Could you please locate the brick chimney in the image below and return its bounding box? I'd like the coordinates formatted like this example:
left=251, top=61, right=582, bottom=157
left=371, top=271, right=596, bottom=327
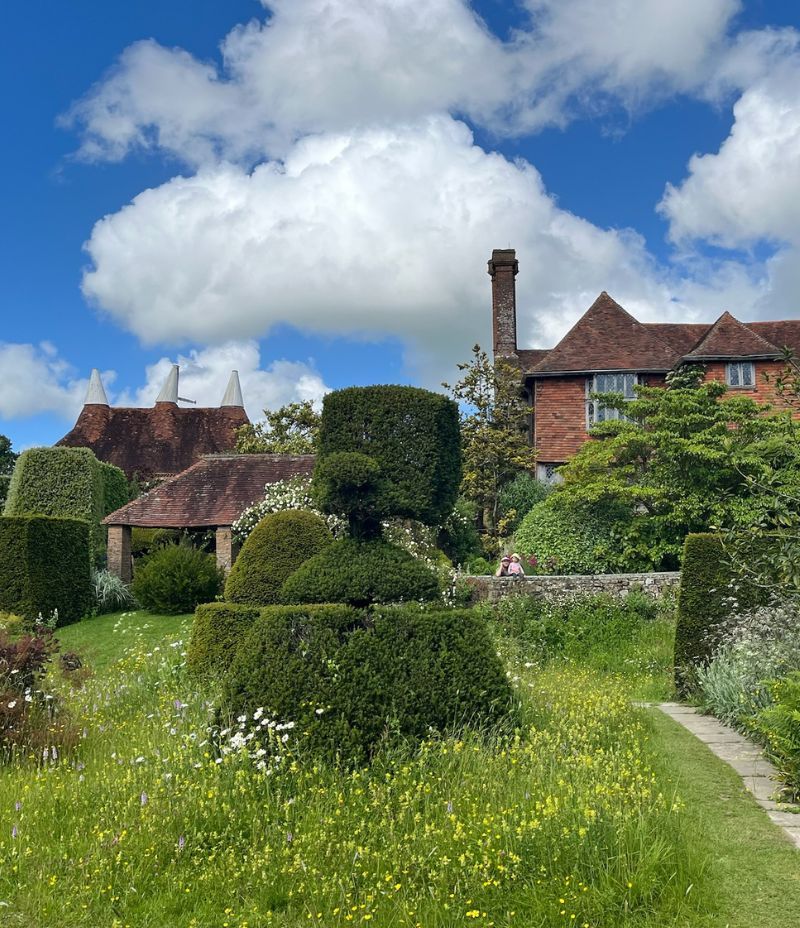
left=488, top=248, right=518, bottom=359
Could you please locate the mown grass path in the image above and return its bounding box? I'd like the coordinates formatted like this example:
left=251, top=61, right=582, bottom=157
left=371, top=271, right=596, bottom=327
left=648, top=710, right=800, bottom=928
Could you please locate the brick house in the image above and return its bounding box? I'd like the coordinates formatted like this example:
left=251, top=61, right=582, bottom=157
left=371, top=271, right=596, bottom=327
left=489, top=248, right=800, bottom=481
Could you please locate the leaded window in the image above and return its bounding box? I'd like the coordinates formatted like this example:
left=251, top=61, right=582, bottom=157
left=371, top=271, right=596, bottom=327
left=586, top=373, right=638, bottom=426
left=726, top=361, right=755, bottom=388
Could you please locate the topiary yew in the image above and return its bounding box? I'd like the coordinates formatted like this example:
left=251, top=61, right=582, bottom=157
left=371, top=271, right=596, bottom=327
left=280, top=538, right=439, bottom=607
left=0, top=515, right=92, bottom=625
left=225, top=509, right=332, bottom=606
left=187, top=602, right=261, bottom=677
left=221, top=603, right=515, bottom=765
left=315, top=385, right=461, bottom=527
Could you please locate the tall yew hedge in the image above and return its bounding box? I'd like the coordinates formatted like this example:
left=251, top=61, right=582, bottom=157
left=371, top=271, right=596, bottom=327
left=0, top=515, right=92, bottom=624
left=674, top=533, right=766, bottom=693
left=4, top=447, right=127, bottom=560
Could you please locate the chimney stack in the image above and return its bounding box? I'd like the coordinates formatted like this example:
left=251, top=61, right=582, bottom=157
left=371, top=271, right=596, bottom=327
left=488, top=248, right=518, bottom=359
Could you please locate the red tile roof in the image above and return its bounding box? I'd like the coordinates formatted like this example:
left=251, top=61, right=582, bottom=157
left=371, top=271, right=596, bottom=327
left=642, top=323, right=709, bottom=356
left=57, top=403, right=249, bottom=480
left=747, top=321, right=800, bottom=357
left=685, top=311, right=783, bottom=359
left=530, top=292, right=677, bottom=374
left=103, top=454, right=315, bottom=528
left=519, top=293, right=800, bottom=375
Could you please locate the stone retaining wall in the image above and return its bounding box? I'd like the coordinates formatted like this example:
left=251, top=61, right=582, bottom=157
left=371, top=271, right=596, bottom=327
left=465, top=572, right=681, bottom=604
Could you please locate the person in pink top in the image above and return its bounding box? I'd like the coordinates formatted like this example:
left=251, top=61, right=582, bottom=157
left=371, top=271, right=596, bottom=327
left=507, top=553, right=525, bottom=576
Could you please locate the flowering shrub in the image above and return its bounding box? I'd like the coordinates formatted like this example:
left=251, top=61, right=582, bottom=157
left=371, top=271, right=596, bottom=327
left=696, top=604, right=800, bottom=727
left=753, top=672, right=800, bottom=798
left=233, top=476, right=344, bottom=541
left=0, top=628, right=74, bottom=759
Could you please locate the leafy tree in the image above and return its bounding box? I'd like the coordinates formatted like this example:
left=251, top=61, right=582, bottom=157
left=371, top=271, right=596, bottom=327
left=0, top=435, right=16, bottom=476
left=555, top=380, right=800, bottom=570
left=0, top=434, right=17, bottom=508
left=235, top=401, right=320, bottom=455
left=443, top=345, right=535, bottom=546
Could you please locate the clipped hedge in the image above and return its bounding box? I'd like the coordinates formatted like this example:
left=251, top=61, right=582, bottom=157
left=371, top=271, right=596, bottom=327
left=187, top=602, right=261, bottom=677
left=222, top=604, right=514, bottom=764
left=225, top=509, right=332, bottom=606
left=0, top=515, right=92, bottom=625
left=4, top=446, right=127, bottom=559
left=316, top=386, right=461, bottom=526
left=674, top=533, right=765, bottom=693
left=100, top=461, right=129, bottom=516
left=132, top=544, right=223, bottom=615
left=514, top=496, right=617, bottom=574
left=280, top=538, right=439, bottom=606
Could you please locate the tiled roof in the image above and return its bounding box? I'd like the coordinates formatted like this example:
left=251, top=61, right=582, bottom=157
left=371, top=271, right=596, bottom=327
left=642, top=323, right=709, bottom=356
left=685, top=311, right=783, bottom=359
left=520, top=295, right=800, bottom=374
left=103, top=454, right=315, bottom=527
left=57, top=404, right=249, bottom=480
left=517, top=349, right=550, bottom=372
left=531, top=292, right=677, bottom=374
left=747, top=321, right=800, bottom=358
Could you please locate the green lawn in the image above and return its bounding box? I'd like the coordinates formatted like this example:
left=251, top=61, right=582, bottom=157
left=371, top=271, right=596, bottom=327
left=0, top=605, right=796, bottom=926
left=56, top=609, right=192, bottom=674
left=647, top=711, right=800, bottom=928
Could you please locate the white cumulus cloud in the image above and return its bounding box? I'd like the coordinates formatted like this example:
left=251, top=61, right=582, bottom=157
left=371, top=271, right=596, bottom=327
left=63, top=0, right=741, bottom=165
left=82, top=116, right=711, bottom=380
left=0, top=342, right=104, bottom=420
left=660, top=55, right=800, bottom=249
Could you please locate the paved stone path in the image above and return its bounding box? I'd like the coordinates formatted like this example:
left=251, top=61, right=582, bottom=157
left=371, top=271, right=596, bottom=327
left=656, top=702, right=800, bottom=849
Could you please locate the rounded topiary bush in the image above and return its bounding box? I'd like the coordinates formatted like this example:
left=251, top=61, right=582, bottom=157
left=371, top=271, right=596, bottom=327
left=222, top=604, right=515, bottom=764
left=225, top=509, right=332, bottom=606
left=514, top=497, right=616, bottom=574
left=132, top=544, right=223, bottom=614
left=187, top=602, right=261, bottom=677
left=280, top=538, right=439, bottom=606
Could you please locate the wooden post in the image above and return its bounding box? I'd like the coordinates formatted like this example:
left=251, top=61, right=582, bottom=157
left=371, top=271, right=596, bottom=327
left=107, top=525, right=132, bottom=583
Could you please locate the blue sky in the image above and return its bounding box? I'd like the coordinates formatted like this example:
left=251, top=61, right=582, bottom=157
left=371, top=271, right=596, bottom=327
left=2, top=0, right=799, bottom=451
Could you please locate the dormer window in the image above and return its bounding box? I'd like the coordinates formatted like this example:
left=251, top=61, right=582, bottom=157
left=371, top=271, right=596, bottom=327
left=586, top=373, right=638, bottom=425
left=726, top=361, right=755, bottom=388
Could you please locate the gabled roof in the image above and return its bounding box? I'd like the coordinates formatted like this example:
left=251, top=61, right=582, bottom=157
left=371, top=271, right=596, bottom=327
left=642, top=323, right=709, bottom=356
left=57, top=404, right=249, bottom=480
left=517, top=349, right=550, bottom=372
left=685, top=311, right=783, bottom=360
left=747, top=321, right=800, bottom=358
left=103, top=454, right=315, bottom=528
left=531, top=292, right=677, bottom=374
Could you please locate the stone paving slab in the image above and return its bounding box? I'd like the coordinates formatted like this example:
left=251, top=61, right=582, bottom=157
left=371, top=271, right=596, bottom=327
left=655, top=703, right=799, bottom=850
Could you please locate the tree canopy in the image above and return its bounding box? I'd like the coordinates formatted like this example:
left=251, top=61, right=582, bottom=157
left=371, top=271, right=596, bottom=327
left=235, top=401, right=320, bottom=455
left=444, top=345, right=535, bottom=548
left=554, top=380, right=800, bottom=570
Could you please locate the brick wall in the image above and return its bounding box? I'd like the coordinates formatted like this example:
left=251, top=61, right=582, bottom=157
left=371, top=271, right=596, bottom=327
left=703, top=360, right=799, bottom=414
left=466, top=571, right=681, bottom=604
left=532, top=376, right=588, bottom=462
